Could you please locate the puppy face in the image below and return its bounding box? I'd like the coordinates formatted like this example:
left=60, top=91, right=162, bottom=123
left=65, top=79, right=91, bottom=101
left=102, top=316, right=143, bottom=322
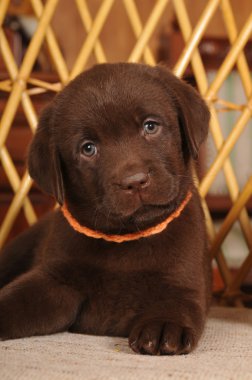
left=28, top=63, right=209, bottom=233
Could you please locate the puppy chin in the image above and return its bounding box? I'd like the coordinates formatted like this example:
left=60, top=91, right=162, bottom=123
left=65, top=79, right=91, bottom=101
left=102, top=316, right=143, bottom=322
left=108, top=196, right=180, bottom=230
left=131, top=200, right=182, bottom=225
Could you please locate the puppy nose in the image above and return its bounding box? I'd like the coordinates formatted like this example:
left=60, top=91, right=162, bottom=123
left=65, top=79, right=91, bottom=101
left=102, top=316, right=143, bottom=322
left=120, top=172, right=150, bottom=192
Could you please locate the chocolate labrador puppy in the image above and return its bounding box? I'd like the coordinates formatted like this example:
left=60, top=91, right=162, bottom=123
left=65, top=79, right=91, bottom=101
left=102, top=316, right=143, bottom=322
left=0, top=63, right=212, bottom=355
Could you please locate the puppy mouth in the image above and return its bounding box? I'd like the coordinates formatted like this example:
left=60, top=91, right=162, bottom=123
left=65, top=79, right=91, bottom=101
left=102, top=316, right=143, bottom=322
left=109, top=195, right=181, bottom=227
left=94, top=182, right=187, bottom=232
left=128, top=200, right=178, bottom=223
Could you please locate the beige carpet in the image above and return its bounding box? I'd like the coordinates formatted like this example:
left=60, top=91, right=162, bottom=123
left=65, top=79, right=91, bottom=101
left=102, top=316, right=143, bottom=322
left=1, top=307, right=252, bottom=380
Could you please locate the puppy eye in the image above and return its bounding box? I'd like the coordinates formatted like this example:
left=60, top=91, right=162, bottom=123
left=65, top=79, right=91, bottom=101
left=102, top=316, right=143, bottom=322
left=143, top=120, right=160, bottom=135
left=81, top=141, right=97, bottom=157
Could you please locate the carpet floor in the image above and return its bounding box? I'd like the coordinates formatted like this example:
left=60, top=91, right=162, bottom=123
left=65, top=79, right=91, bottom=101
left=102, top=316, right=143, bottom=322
left=1, top=307, right=252, bottom=380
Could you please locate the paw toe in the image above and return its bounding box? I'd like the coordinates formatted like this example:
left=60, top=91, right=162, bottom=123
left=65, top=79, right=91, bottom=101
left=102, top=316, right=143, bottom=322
left=129, top=321, right=197, bottom=356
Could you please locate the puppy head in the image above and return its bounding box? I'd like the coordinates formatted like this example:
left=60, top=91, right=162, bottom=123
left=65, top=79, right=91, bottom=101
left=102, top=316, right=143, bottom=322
left=28, top=63, right=209, bottom=233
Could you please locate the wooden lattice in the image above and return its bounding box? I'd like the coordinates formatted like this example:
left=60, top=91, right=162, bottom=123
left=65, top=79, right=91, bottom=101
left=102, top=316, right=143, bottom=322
left=1, top=0, right=252, bottom=304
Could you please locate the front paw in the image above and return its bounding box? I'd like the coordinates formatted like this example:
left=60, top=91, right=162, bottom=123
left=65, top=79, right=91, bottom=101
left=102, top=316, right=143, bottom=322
left=129, top=320, right=197, bottom=355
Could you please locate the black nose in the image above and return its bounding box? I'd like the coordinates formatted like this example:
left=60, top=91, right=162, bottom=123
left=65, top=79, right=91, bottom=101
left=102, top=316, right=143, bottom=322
left=120, top=172, right=150, bottom=192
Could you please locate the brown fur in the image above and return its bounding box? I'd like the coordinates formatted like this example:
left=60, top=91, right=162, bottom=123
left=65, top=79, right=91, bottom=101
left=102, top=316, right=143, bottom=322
left=0, top=63, right=212, bottom=355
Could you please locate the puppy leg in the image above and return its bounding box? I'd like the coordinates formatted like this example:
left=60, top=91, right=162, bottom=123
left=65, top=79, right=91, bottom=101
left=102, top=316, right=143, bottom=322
left=0, top=215, right=50, bottom=289
left=129, top=298, right=205, bottom=355
left=0, top=269, right=82, bottom=340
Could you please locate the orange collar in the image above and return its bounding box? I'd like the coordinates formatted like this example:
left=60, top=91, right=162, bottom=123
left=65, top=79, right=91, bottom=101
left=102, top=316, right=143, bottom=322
left=61, top=191, right=192, bottom=243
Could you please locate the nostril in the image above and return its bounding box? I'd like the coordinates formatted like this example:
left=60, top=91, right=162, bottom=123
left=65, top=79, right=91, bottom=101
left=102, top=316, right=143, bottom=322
left=120, top=172, right=150, bottom=192
left=140, top=178, right=147, bottom=186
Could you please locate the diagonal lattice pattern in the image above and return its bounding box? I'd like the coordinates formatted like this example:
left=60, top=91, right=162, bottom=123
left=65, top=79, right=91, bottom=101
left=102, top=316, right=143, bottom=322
left=0, top=0, right=252, bottom=304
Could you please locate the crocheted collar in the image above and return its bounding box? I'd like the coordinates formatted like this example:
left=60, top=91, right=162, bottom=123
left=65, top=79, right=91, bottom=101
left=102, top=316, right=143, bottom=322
left=61, top=191, right=192, bottom=243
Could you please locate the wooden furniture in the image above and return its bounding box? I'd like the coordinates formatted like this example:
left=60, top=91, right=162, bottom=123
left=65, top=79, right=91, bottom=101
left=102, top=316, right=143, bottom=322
left=0, top=74, right=55, bottom=242
left=0, top=21, right=55, bottom=242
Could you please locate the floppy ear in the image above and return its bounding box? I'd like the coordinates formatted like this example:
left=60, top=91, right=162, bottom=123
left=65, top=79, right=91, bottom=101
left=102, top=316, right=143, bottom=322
left=155, top=66, right=210, bottom=160
left=28, top=104, right=65, bottom=205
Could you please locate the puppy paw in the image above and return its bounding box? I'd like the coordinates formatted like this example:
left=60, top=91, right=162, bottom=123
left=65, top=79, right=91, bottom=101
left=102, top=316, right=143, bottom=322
left=129, top=321, right=196, bottom=355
